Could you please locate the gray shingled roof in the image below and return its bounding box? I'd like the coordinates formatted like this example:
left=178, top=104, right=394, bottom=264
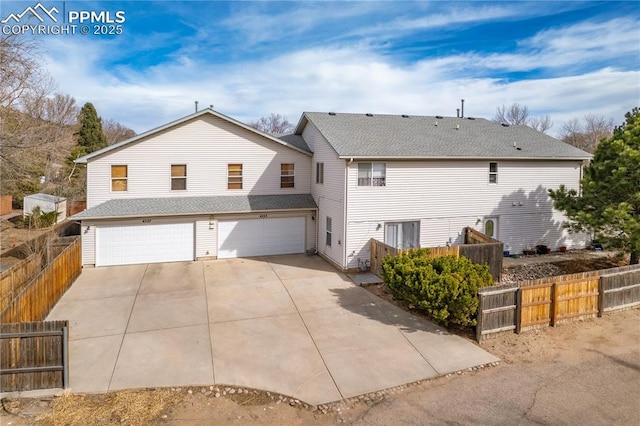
left=71, top=194, right=317, bottom=220
left=299, top=112, right=591, bottom=159
left=277, top=133, right=312, bottom=153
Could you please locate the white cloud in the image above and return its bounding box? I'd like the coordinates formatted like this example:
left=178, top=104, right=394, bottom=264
left=41, top=13, right=638, bottom=138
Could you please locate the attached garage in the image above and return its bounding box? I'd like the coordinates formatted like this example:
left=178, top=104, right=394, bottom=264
left=96, top=222, right=194, bottom=266
left=218, top=217, right=305, bottom=258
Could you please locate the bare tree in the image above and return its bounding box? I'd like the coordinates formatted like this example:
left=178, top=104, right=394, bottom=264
left=493, top=103, right=529, bottom=125
left=493, top=103, right=554, bottom=134
left=528, top=115, right=553, bottom=134
left=249, top=113, right=294, bottom=135
left=0, top=35, right=76, bottom=204
left=559, top=114, right=615, bottom=153
left=102, top=118, right=136, bottom=145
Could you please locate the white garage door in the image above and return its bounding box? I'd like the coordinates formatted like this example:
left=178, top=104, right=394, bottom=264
left=96, top=222, right=194, bottom=266
left=218, top=217, right=305, bottom=259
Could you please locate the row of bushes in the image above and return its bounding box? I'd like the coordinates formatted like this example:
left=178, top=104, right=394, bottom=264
left=381, top=248, right=493, bottom=327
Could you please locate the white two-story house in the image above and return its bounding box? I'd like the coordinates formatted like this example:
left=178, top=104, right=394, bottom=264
left=73, top=108, right=591, bottom=270
left=73, top=109, right=317, bottom=267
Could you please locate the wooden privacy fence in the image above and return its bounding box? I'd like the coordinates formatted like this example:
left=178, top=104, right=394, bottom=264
left=370, top=227, right=503, bottom=282
left=370, top=239, right=459, bottom=277
left=477, top=264, right=640, bottom=341
left=0, top=254, right=42, bottom=313
left=0, top=321, right=69, bottom=392
left=1, top=237, right=81, bottom=323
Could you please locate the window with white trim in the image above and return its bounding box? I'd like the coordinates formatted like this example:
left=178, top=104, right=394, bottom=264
left=326, top=217, right=332, bottom=247
left=358, top=162, right=386, bottom=186
left=384, top=221, right=420, bottom=249
left=316, top=162, right=324, bottom=184
left=489, top=162, right=498, bottom=184
left=111, top=165, right=127, bottom=192
left=228, top=164, right=242, bottom=189
left=281, top=163, right=294, bottom=188
left=171, top=164, right=187, bottom=190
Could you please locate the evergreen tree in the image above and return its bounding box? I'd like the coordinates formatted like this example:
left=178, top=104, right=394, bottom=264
left=549, top=108, right=640, bottom=264
left=76, top=102, right=107, bottom=153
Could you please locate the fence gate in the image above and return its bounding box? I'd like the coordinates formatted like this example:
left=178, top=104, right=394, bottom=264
left=0, top=321, right=69, bottom=392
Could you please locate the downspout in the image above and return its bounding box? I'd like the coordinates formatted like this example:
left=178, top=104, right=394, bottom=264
left=343, top=159, right=352, bottom=269
left=315, top=197, right=320, bottom=254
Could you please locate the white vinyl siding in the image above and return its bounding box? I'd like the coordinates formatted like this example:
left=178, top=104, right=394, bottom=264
left=86, top=115, right=311, bottom=208
left=303, top=122, right=345, bottom=267
left=345, top=160, right=587, bottom=269
left=196, top=218, right=217, bottom=258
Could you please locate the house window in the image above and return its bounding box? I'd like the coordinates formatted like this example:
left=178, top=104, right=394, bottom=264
left=111, top=165, right=127, bottom=192
left=358, top=162, right=386, bottom=186
left=228, top=164, right=242, bottom=189
left=281, top=163, right=295, bottom=188
left=326, top=217, right=332, bottom=247
left=385, top=221, right=419, bottom=249
left=489, top=162, right=498, bottom=184
left=171, top=164, right=187, bottom=190
left=316, top=162, right=324, bottom=184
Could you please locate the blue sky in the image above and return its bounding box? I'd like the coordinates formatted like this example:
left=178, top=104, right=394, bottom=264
left=2, top=0, right=639, bottom=135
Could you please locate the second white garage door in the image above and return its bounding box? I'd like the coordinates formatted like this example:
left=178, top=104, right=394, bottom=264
left=217, top=217, right=305, bottom=258
left=96, top=222, right=194, bottom=266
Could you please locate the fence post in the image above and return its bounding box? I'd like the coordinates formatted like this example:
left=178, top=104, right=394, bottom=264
left=515, top=287, right=522, bottom=334
left=550, top=283, right=557, bottom=327
left=476, top=291, right=484, bottom=342
left=62, top=322, right=69, bottom=389
left=597, top=276, right=605, bottom=317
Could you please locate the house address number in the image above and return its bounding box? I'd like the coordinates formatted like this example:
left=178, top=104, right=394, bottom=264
left=259, top=214, right=268, bottom=218
left=142, top=219, right=152, bottom=223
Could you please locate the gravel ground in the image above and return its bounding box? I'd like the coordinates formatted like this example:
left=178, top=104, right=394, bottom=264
left=501, top=263, right=564, bottom=284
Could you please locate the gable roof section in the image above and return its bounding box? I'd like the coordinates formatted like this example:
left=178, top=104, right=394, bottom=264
left=296, top=112, right=591, bottom=160
left=76, top=108, right=312, bottom=163
left=71, top=194, right=317, bottom=220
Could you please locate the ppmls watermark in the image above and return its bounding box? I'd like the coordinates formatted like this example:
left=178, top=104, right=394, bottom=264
left=1, top=2, right=126, bottom=36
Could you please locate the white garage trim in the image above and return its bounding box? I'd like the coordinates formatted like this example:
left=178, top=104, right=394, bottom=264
left=96, top=222, right=194, bottom=266
left=218, top=217, right=305, bottom=258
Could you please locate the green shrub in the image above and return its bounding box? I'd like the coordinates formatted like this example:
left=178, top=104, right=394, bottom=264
left=381, top=249, right=493, bottom=327
left=22, top=206, right=59, bottom=229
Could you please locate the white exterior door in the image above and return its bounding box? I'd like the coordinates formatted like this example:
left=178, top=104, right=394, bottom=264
left=96, top=222, right=194, bottom=266
left=217, top=217, right=305, bottom=258
left=484, top=217, right=499, bottom=240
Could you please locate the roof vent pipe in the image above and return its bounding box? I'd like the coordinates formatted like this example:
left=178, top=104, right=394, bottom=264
left=461, top=99, right=465, bottom=118
left=456, top=108, right=460, bottom=118
left=195, top=101, right=199, bottom=113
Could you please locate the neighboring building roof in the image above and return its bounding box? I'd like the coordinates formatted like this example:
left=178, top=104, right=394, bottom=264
left=71, top=194, right=317, bottom=220
left=277, top=133, right=312, bottom=153
left=24, top=193, right=66, bottom=203
left=295, top=112, right=592, bottom=160
left=76, top=108, right=312, bottom=163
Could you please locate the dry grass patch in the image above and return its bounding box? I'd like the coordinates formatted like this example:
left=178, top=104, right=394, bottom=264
left=36, top=389, right=181, bottom=426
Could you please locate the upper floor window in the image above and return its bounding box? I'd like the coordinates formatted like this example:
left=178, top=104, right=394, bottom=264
left=228, top=164, right=243, bottom=190
left=358, top=162, right=386, bottom=186
left=171, top=164, right=187, bottom=190
left=316, top=162, right=324, bottom=184
left=489, top=162, right=498, bottom=184
left=111, top=165, right=127, bottom=192
left=281, top=163, right=295, bottom=188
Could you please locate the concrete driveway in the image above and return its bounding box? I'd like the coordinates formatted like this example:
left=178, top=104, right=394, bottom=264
left=47, top=254, right=498, bottom=405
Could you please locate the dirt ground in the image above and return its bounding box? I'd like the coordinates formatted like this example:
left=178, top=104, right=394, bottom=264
left=0, top=214, right=49, bottom=258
